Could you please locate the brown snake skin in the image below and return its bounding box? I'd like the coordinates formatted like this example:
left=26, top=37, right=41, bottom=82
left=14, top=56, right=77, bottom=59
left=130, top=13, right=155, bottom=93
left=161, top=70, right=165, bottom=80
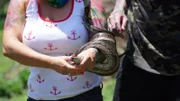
left=71, top=32, right=120, bottom=76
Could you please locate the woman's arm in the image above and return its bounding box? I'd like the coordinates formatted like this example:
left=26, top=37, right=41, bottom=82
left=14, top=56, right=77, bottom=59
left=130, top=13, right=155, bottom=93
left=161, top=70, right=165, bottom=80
left=3, top=0, right=54, bottom=68
left=2, top=0, right=83, bottom=75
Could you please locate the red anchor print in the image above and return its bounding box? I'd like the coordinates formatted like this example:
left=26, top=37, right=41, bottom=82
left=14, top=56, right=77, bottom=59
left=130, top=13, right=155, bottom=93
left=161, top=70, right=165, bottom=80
left=44, top=43, right=58, bottom=51
left=50, top=86, right=61, bottom=95
left=37, top=74, right=45, bottom=83
left=44, top=22, right=57, bottom=28
left=67, top=75, right=77, bottom=81
left=24, top=31, right=35, bottom=40
left=76, top=0, right=83, bottom=3
left=29, top=84, right=34, bottom=92
left=67, top=30, right=81, bottom=40
left=83, top=81, right=92, bottom=89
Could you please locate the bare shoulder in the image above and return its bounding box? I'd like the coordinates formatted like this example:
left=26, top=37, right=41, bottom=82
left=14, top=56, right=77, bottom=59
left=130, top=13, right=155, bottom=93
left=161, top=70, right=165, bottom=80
left=8, top=0, right=30, bottom=10
left=4, top=0, right=28, bottom=31
left=7, top=0, right=25, bottom=11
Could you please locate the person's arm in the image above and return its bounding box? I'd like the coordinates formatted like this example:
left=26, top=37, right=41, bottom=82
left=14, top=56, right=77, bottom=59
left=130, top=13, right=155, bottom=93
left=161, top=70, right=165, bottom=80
left=108, top=0, right=128, bottom=31
left=113, top=0, right=127, bottom=12
left=2, top=0, right=84, bottom=75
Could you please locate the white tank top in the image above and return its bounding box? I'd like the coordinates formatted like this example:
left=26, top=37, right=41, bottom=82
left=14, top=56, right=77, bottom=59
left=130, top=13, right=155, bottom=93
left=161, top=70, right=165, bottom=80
left=22, top=0, right=102, bottom=100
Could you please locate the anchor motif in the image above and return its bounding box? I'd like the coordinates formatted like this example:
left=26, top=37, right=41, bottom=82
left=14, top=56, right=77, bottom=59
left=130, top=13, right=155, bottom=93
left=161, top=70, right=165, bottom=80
left=44, top=22, right=57, bottom=28
left=44, top=43, right=58, bottom=51
left=67, top=75, right=77, bottom=81
left=50, top=86, right=61, bottom=95
left=29, top=84, right=34, bottom=92
left=37, top=74, right=45, bottom=83
left=24, top=31, right=35, bottom=40
left=83, top=81, right=92, bottom=89
left=67, top=30, right=80, bottom=40
left=76, top=0, right=83, bottom=3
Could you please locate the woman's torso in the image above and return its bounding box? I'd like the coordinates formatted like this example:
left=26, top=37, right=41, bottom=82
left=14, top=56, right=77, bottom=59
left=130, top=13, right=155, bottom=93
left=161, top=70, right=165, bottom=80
left=22, top=0, right=102, bottom=100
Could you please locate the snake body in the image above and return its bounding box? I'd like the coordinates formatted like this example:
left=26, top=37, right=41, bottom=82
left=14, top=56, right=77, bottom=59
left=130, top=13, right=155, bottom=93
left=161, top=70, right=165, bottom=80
left=71, top=32, right=120, bottom=76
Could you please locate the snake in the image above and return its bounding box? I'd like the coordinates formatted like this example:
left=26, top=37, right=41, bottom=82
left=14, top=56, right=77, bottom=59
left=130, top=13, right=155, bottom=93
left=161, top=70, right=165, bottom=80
left=71, top=28, right=120, bottom=76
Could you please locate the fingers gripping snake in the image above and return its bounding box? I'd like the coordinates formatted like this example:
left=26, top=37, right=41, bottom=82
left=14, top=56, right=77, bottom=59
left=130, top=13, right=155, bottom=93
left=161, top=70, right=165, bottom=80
left=71, top=30, right=120, bottom=76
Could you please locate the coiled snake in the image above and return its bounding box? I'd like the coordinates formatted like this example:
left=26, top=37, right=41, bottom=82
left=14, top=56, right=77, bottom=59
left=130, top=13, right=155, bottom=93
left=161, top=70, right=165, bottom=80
left=71, top=31, right=120, bottom=76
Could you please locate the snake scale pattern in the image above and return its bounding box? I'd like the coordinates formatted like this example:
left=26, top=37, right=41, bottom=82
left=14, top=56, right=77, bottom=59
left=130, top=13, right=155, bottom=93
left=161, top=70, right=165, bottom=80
left=71, top=32, right=120, bottom=76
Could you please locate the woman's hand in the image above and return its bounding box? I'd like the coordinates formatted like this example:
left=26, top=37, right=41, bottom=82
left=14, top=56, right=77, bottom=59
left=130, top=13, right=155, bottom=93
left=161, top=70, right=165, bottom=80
left=107, top=10, right=128, bottom=32
left=51, top=56, right=85, bottom=76
left=72, top=48, right=98, bottom=72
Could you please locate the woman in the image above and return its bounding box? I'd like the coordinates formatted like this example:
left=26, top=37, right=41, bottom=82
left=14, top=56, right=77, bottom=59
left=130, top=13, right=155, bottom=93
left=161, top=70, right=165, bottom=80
left=108, top=0, right=180, bottom=101
left=2, top=0, right=106, bottom=100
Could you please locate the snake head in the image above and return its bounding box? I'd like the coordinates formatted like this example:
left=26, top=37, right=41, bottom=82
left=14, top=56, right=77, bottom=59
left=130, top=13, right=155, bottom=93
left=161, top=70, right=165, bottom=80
left=70, top=56, right=81, bottom=65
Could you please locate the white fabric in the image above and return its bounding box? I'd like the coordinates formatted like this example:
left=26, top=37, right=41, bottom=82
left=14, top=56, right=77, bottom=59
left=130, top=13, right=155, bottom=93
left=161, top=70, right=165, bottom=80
left=22, top=0, right=102, bottom=100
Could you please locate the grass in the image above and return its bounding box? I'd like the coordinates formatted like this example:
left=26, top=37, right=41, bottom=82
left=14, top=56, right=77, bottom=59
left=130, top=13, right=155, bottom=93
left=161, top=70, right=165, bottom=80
left=103, top=79, right=116, bottom=101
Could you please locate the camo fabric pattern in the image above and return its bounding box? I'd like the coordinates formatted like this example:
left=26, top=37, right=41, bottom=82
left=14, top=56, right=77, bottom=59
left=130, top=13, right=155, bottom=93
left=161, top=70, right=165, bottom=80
left=127, top=0, right=180, bottom=75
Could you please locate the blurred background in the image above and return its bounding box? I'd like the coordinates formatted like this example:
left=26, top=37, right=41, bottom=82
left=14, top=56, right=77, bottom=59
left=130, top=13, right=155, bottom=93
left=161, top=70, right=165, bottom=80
left=0, top=0, right=117, bottom=101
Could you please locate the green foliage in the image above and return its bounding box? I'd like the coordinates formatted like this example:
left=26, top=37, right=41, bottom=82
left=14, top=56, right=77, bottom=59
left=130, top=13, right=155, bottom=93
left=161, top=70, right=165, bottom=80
left=18, top=68, right=30, bottom=88
left=0, top=68, right=30, bottom=98
left=0, top=19, right=4, bottom=30
left=0, top=56, right=14, bottom=73
left=0, top=29, right=14, bottom=74
left=0, top=77, right=23, bottom=97
left=0, top=90, right=27, bottom=101
left=102, top=79, right=116, bottom=101
left=0, top=4, right=7, bottom=29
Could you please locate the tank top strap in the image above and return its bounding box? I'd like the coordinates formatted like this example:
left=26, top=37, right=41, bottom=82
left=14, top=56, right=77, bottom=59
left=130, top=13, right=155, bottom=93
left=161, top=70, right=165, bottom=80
left=25, top=0, right=39, bottom=23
